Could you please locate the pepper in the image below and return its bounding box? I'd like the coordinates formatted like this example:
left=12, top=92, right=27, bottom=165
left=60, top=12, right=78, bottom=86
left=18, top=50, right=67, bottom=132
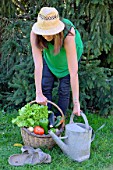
left=39, top=118, right=49, bottom=134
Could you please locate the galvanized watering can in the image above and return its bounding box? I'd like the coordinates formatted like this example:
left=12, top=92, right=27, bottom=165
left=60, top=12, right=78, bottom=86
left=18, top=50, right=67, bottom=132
left=49, top=111, right=95, bottom=162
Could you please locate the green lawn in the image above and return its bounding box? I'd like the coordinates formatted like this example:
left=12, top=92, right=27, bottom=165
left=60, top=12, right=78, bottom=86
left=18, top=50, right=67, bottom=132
left=0, top=109, right=113, bottom=170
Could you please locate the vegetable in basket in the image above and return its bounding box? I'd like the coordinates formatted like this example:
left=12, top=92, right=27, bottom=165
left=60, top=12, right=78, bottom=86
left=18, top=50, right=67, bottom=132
left=27, top=127, right=34, bottom=132
left=12, top=103, right=48, bottom=128
left=34, top=126, right=44, bottom=135
left=39, top=118, right=49, bottom=134
left=54, top=116, right=64, bottom=128
left=50, top=128, right=59, bottom=133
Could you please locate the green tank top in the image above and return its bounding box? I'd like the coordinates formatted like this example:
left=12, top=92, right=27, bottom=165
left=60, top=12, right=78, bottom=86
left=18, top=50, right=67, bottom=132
left=43, top=18, right=83, bottom=78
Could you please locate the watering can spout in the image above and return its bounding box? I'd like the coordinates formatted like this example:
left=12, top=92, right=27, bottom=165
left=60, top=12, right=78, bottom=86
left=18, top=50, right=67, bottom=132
left=49, top=130, right=68, bottom=154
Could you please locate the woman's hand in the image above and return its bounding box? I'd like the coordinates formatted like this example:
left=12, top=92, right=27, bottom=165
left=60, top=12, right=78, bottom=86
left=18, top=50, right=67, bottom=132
left=36, top=92, right=47, bottom=105
left=73, top=101, right=80, bottom=116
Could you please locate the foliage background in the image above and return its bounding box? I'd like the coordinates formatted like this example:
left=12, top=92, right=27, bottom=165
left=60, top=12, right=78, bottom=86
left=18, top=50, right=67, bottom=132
left=0, top=0, right=113, bottom=115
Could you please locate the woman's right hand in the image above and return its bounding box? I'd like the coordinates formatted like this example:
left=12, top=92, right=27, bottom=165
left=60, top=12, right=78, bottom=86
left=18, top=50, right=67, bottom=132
left=36, top=93, right=47, bottom=105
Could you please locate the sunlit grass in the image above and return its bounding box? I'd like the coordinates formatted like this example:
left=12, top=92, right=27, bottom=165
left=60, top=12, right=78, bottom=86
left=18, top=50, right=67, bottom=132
left=0, top=109, right=113, bottom=170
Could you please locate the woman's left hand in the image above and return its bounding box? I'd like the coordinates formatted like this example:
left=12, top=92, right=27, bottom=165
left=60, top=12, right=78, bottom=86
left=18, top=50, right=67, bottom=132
left=73, top=101, right=80, bottom=116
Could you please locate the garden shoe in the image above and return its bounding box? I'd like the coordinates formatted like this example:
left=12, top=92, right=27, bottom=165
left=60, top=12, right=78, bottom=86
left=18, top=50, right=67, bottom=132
left=8, top=146, right=35, bottom=166
left=21, top=147, right=51, bottom=164
left=8, top=146, right=51, bottom=166
left=8, top=153, right=34, bottom=166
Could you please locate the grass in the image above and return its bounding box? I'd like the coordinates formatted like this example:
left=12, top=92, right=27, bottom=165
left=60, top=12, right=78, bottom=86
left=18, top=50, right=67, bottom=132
left=0, top=109, right=113, bottom=170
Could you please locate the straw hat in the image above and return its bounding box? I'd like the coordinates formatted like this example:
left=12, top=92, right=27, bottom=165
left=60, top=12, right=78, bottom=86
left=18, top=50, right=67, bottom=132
left=32, top=7, right=65, bottom=35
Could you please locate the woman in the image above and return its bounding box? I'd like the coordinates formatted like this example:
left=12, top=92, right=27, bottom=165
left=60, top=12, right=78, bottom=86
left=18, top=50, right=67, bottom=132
left=30, top=7, right=83, bottom=116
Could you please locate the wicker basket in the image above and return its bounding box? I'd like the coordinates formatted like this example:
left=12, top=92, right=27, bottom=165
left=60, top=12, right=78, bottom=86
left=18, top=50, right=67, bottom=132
left=21, top=100, right=65, bottom=149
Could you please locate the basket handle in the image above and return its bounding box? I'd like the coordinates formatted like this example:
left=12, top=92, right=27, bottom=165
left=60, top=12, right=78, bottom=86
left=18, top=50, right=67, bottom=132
left=29, top=100, right=65, bottom=127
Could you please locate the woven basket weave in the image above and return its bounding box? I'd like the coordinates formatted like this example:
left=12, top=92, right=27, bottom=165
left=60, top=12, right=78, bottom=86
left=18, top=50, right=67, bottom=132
left=21, top=100, right=65, bottom=149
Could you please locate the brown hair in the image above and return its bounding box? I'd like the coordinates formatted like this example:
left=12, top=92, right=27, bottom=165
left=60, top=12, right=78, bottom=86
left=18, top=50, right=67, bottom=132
left=35, top=24, right=74, bottom=55
left=35, top=31, right=64, bottom=55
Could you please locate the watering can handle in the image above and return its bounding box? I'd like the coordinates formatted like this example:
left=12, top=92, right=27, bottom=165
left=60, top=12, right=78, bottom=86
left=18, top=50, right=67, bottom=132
left=69, top=111, right=90, bottom=130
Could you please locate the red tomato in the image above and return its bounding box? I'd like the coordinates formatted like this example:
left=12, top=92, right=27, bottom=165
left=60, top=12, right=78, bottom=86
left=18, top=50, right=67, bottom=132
left=34, top=126, right=44, bottom=135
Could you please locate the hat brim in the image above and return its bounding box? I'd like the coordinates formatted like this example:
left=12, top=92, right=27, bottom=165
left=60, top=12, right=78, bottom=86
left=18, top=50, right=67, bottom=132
left=32, top=21, right=65, bottom=35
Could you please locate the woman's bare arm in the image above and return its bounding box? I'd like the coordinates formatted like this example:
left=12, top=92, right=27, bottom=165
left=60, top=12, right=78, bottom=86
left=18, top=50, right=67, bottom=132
left=64, top=27, right=80, bottom=115
left=30, top=31, right=47, bottom=104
